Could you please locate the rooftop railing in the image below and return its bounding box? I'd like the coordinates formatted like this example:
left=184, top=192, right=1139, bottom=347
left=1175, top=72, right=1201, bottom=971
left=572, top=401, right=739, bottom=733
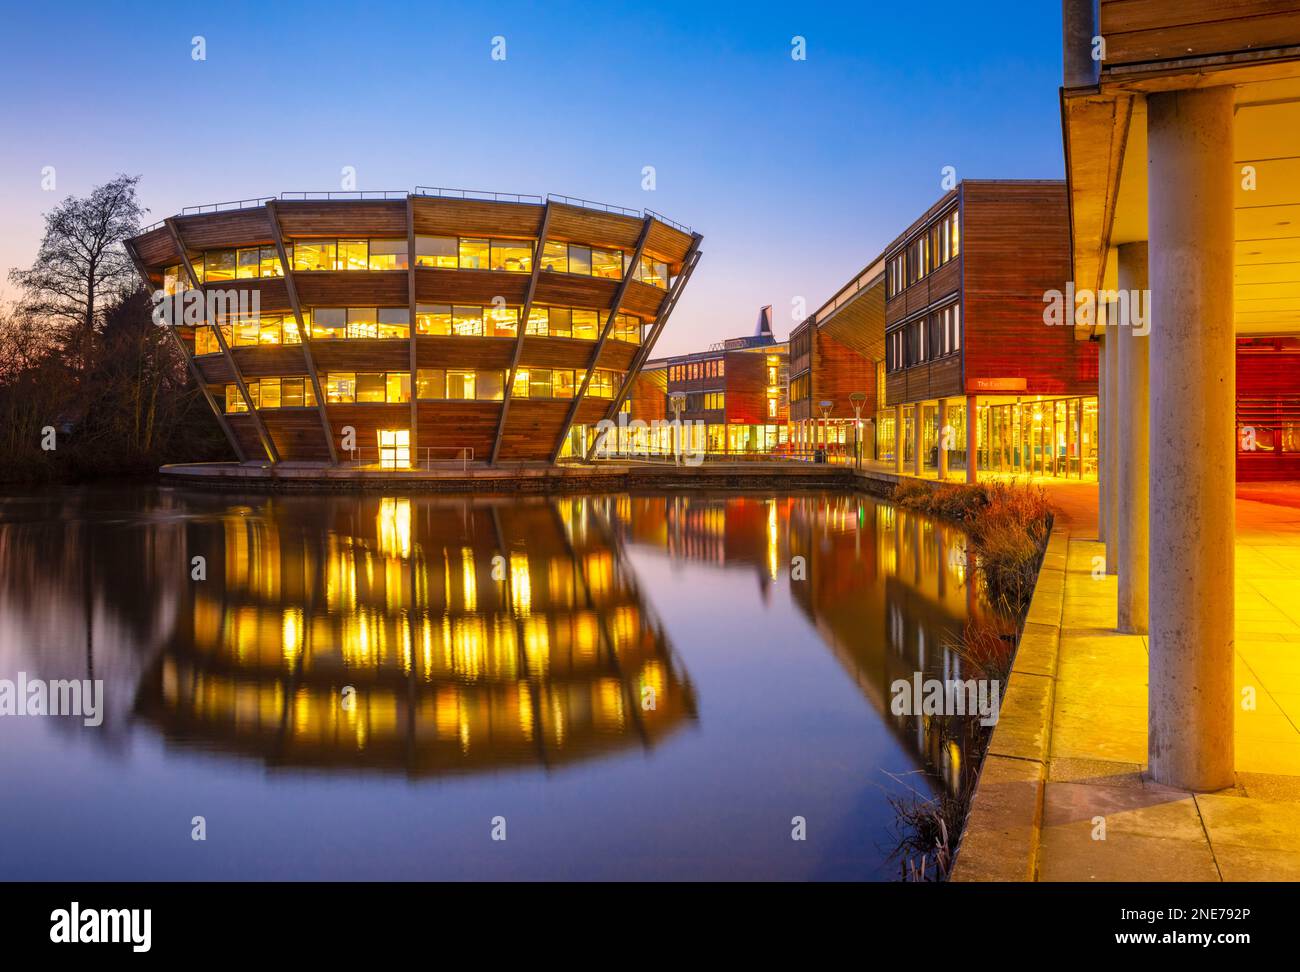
left=547, top=193, right=641, bottom=218
left=180, top=196, right=276, bottom=216
left=645, top=208, right=692, bottom=234
left=279, top=190, right=407, bottom=201
left=414, top=186, right=543, bottom=204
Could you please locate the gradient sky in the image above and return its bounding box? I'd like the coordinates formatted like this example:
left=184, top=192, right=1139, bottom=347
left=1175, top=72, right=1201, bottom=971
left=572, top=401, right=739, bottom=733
left=0, top=0, right=1066, bottom=357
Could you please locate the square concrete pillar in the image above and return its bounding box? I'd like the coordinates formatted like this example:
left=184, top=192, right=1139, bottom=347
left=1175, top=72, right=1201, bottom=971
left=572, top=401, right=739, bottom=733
left=937, top=398, right=949, bottom=480
left=894, top=404, right=904, bottom=474
left=1105, top=325, right=1120, bottom=573
left=1117, top=242, right=1150, bottom=634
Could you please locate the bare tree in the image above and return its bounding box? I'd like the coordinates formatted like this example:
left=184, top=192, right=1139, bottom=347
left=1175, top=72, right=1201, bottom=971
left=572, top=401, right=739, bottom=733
left=9, top=174, right=146, bottom=374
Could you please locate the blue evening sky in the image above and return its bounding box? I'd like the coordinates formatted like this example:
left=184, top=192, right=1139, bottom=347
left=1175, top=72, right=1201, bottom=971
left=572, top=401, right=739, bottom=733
left=0, top=1, right=1066, bottom=356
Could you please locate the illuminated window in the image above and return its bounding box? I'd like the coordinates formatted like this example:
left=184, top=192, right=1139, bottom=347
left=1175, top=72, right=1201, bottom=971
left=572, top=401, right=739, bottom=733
left=416, top=369, right=445, bottom=399
left=415, top=236, right=458, bottom=268
left=591, top=248, right=624, bottom=280
left=378, top=429, right=410, bottom=470
left=377, top=308, right=410, bottom=338
left=233, top=316, right=260, bottom=347
left=259, top=315, right=283, bottom=345
left=294, top=241, right=335, bottom=272
left=163, top=265, right=185, bottom=294
left=476, top=370, right=505, bottom=401
left=636, top=256, right=668, bottom=289
left=528, top=368, right=552, bottom=398
left=368, top=240, right=408, bottom=271
left=224, top=384, right=248, bottom=413
left=281, top=377, right=317, bottom=408
left=386, top=372, right=410, bottom=403
left=195, top=326, right=220, bottom=356
left=416, top=304, right=451, bottom=335
left=260, top=246, right=284, bottom=277
left=525, top=307, right=549, bottom=336
left=613, top=314, right=640, bottom=344
left=446, top=370, right=476, bottom=400
left=572, top=309, right=600, bottom=341
left=485, top=303, right=517, bottom=337
left=767, top=397, right=777, bottom=418
left=337, top=240, right=369, bottom=271
left=346, top=307, right=379, bottom=339
left=459, top=238, right=490, bottom=269
left=236, top=248, right=260, bottom=279
left=260, top=377, right=282, bottom=409
left=204, top=250, right=236, bottom=282
left=553, top=369, right=576, bottom=398
left=541, top=241, right=568, bottom=273
left=326, top=373, right=356, bottom=403
left=452, top=305, right=484, bottom=336
left=512, top=369, right=531, bottom=398
left=491, top=240, right=532, bottom=273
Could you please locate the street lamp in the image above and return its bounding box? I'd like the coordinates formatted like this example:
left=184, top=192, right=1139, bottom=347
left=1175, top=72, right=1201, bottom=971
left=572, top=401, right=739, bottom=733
left=849, top=391, right=866, bottom=471
left=817, top=400, right=833, bottom=464
left=668, top=392, right=687, bottom=466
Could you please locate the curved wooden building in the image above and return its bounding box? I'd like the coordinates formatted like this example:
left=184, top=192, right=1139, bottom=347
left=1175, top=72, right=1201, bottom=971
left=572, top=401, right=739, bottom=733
left=126, top=190, right=701, bottom=467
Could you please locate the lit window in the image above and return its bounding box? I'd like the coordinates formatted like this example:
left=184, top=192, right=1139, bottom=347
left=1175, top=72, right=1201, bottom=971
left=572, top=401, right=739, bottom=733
left=236, top=248, right=260, bottom=279
left=485, top=303, right=517, bottom=337
left=260, top=246, right=284, bottom=277
left=337, top=240, right=369, bottom=271
left=529, top=368, right=552, bottom=398
left=452, top=305, right=484, bottom=336
left=377, top=308, right=410, bottom=339
left=260, top=377, right=282, bottom=409
left=416, top=369, right=446, bottom=400
left=553, top=369, right=576, bottom=398
left=386, top=372, right=411, bottom=403
left=224, top=384, right=248, bottom=413
left=346, top=307, right=379, bottom=339
left=572, top=309, right=600, bottom=340
left=459, top=238, right=490, bottom=270
left=512, top=369, right=531, bottom=398
left=446, top=370, right=476, bottom=399
left=491, top=240, right=532, bottom=273
left=525, top=307, right=549, bottom=336
left=368, top=240, right=408, bottom=271
left=204, top=250, right=236, bottom=282
left=476, top=371, right=505, bottom=401
left=591, top=248, right=624, bottom=280
left=378, top=429, right=410, bottom=469
left=416, top=304, right=451, bottom=335
left=415, top=236, right=458, bottom=269
left=541, top=241, right=567, bottom=273
left=326, top=373, right=356, bottom=403
left=294, top=241, right=335, bottom=272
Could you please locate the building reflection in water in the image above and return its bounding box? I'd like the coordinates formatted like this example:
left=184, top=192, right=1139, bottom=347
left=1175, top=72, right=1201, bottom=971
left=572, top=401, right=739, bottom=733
left=136, top=495, right=697, bottom=776
left=614, top=492, right=1002, bottom=795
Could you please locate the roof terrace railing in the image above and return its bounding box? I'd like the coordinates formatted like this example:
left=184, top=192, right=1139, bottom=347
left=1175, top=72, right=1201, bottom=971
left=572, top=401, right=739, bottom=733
left=645, top=209, right=692, bottom=234
left=414, top=186, right=543, bottom=204
left=279, top=190, right=407, bottom=201
left=547, top=193, right=641, bottom=218
left=179, top=196, right=276, bottom=216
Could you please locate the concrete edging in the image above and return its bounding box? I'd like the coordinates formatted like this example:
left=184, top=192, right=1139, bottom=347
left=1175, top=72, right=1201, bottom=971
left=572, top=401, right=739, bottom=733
left=950, top=520, right=1069, bottom=882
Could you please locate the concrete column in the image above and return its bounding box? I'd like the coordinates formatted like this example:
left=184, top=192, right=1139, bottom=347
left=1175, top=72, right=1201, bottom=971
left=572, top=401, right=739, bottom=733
left=937, top=398, right=949, bottom=480
left=894, top=404, right=904, bottom=474
left=1147, top=86, right=1235, bottom=791
left=1098, top=340, right=1108, bottom=541
left=1117, top=242, right=1150, bottom=634
left=913, top=403, right=924, bottom=477
left=966, top=395, right=977, bottom=483
left=1104, top=325, right=1120, bottom=572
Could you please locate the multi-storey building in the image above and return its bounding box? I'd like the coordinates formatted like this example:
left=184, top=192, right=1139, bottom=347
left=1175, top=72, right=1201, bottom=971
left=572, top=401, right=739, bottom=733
left=648, top=306, right=789, bottom=455
left=126, top=190, right=700, bottom=468
left=882, top=180, right=1097, bottom=481
left=788, top=258, right=884, bottom=462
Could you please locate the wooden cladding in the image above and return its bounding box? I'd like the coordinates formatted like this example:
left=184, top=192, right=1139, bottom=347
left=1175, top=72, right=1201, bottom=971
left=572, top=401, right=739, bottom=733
left=961, top=181, right=1096, bottom=399
left=1099, top=0, right=1300, bottom=66
left=276, top=200, right=407, bottom=237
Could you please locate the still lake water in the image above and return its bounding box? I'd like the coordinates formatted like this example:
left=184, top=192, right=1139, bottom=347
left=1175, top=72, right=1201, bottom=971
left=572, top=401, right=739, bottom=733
left=0, top=486, right=1000, bottom=881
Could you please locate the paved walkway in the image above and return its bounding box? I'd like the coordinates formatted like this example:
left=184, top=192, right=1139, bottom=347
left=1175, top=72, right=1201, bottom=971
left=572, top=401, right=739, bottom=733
left=956, top=480, right=1300, bottom=881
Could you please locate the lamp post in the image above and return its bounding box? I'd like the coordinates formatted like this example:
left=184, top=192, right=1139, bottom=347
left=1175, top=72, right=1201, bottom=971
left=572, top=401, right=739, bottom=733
left=849, top=392, right=866, bottom=471
left=668, top=392, right=687, bottom=466
left=817, top=400, right=833, bottom=464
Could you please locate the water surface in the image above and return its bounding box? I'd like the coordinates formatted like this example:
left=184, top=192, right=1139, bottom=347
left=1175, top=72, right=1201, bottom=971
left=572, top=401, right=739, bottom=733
left=0, top=486, right=998, bottom=880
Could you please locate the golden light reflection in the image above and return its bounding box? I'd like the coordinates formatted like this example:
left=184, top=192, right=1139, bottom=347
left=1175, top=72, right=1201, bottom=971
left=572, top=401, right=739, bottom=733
left=377, top=497, right=411, bottom=558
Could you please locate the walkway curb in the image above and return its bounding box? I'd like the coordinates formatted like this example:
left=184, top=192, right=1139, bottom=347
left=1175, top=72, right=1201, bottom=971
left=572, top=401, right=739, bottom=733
left=951, top=521, right=1068, bottom=882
